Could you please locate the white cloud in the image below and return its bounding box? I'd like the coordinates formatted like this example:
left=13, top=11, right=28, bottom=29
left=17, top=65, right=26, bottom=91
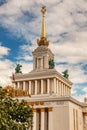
left=21, top=62, right=33, bottom=73
left=82, top=87, right=87, bottom=93
left=0, top=45, right=10, bottom=58
left=0, top=59, right=14, bottom=87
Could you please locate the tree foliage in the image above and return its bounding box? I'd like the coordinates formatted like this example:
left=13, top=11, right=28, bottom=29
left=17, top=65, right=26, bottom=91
left=0, top=86, right=33, bottom=130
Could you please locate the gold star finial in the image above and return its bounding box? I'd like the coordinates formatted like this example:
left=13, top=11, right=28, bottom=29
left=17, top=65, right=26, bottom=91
left=37, top=6, right=49, bottom=47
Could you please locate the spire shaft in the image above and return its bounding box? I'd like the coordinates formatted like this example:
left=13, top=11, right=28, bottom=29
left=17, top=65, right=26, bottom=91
left=41, top=6, right=46, bottom=38
left=37, top=6, right=49, bottom=47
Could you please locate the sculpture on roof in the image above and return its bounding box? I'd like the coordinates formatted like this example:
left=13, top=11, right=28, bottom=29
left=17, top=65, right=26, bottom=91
left=49, top=59, right=55, bottom=69
left=15, top=64, right=22, bottom=73
left=62, top=69, right=69, bottom=79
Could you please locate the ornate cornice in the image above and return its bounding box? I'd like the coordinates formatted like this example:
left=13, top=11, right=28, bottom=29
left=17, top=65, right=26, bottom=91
left=13, top=69, right=72, bottom=87
left=32, top=45, right=54, bottom=57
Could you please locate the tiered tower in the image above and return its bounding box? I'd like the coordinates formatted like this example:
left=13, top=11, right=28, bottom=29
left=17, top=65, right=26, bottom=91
left=12, top=7, right=87, bottom=130
left=13, top=6, right=72, bottom=98
left=33, top=6, right=54, bottom=71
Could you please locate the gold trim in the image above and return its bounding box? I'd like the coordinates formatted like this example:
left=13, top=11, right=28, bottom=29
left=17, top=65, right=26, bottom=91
left=83, top=113, right=87, bottom=116
left=27, top=102, right=34, bottom=106
left=41, top=6, right=46, bottom=38
left=33, top=109, right=37, bottom=112
left=35, top=102, right=39, bottom=105
left=48, top=107, right=53, bottom=112
left=40, top=101, right=44, bottom=105
left=41, top=108, right=45, bottom=112
left=37, top=6, right=49, bottom=47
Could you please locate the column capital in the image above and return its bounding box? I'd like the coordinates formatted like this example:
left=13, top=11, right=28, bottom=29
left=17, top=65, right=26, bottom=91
left=41, top=108, right=45, bottom=112
left=40, top=101, right=44, bottom=105
left=48, top=107, right=53, bottom=112
left=33, top=108, right=37, bottom=112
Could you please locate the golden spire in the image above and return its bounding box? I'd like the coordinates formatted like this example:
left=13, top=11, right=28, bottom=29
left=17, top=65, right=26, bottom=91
left=41, top=6, right=46, bottom=38
left=37, top=6, right=49, bottom=47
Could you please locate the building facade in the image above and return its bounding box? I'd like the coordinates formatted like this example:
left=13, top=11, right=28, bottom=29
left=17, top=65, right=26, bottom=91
left=12, top=6, right=87, bottom=130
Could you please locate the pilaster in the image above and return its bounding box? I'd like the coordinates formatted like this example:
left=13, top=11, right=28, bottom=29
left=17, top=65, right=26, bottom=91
left=23, top=81, right=26, bottom=91
left=48, top=108, right=53, bottom=130
left=56, top=80, right=58, bottom=94
left=17, top=82, right=20, bottom=89
left=54, top=78, right=56, bottom=94
left=35, top=80, right=37, bottom=95
left=58, top=81, right=61, bottom=96
left=33, top=109, right=37, bottom=130
left=47, top=79, right=50, bottom=94
left=29, top=81, right=31, bottom=95
left=41, top=108, right=45, bottom=130
left=41, top=79, right=43, bottom=94
left=44, top=55, right=48, bottom=69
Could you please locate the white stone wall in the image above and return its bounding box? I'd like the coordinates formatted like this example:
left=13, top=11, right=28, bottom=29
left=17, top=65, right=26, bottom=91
left=69, top=102, right=83, bottom=130
left=52, top=102, right=69, bottom=130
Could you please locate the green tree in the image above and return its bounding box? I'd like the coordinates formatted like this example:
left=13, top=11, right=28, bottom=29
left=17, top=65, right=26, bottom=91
left=0, top=86, right=33, bottom=130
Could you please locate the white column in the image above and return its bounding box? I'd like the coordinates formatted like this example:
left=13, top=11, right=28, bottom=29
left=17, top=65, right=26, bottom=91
left=65, top=86, right=67, bottom=96
left=33, top=57, right=35, bottom=70
left=41, top=79, right=43, bottom=94
left=44, top=55, right=48, bottom=69
left=33, top=109, right=37, bottom=130
left=29, top=81, right=31, bottom=95
left=37, top=58, right=39, bottom=69
left=61, top=83, right=63, bottom=96
left=67, top=87, right=69, bottom=96
left=23, top=81, right=26, bottom=91
left=35, top=80, right=37, bottom=95
left=62, top=83, right=64, bottom=96
left=17, top=82, right=20, bottom=89
left=60, top=82, right=62, bottom=96
left=58, top=81, right=61, bottom=96
left=48, top=108, right=53, bottom=130
left=56, top=80, right=58, bottom=94
left=69, top=88, right=71, bottom=96
left=66, top=87, right=68, bottom=96
left=47, top=79, right=50, bottom=94
left=65, top=86, right=66, bottom=96
left=41, top=109, right=45, bottom=130
left=64, top=84, right=65, bottom=96
left=14, top=82, right=17, bottom=89
left=41, top=58, right=43, bottom=69
left=54, top=78, right=56, bottom=94
left=63, top=83, right=64, bottom=96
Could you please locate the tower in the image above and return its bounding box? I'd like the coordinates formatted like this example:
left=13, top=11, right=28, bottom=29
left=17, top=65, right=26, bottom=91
left=32, top=6, right=54, bottom=71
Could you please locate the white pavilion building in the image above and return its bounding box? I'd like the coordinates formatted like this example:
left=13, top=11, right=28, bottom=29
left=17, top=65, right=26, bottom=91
left=12, top=6, right=87, bottom=130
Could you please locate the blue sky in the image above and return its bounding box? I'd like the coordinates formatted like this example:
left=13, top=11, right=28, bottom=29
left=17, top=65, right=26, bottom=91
left=0, top=0, right=87, bottom=101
